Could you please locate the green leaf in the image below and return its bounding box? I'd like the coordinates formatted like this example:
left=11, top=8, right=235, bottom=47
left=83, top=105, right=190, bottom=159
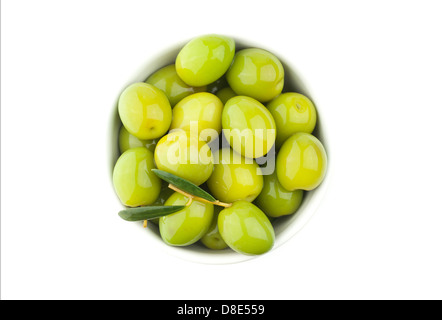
left=151, top=169, right=216, bottom=202
left=118, top=205, right=185, bottom=221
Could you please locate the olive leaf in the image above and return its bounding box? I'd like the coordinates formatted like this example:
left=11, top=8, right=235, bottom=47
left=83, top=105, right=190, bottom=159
left=151, top=169, right=216, bottom=202
left=118, top=205, right=185, bottom=221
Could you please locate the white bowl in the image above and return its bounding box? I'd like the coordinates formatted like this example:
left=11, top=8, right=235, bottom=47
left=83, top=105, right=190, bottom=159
left=107, top=36, right=331, bottom=264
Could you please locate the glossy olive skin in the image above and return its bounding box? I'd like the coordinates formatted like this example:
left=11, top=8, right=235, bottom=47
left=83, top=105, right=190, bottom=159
left=267, top=93, right=317, bottom=148
left=118, top=82, right=172, bottom=140
left=226, top=48, right=284, bottom=103
left=277, top=132, right=327, bottom=191
left=206, top=148, right=263, bottom=203
left=216, top=87, right=236, bottom=104
left=176, top=34, right=235, bottom=86
left=118, top=126, right=158, bottom=154
left=154, top=130, right=214, bottom=186
left=145, top=64, right=206, bottom=107
left=160, top=192, right=214, bottom=246
left=254, top=171, right=304, bottom=217
left=170, top=92, right=223, bottom=143
left=218, top=201, right=275, bottom=255
left=112, top=147, right=162, bottom=207
left=222, top=96, right=276, bottom=159
left=200, top=207, right=228, bottom=250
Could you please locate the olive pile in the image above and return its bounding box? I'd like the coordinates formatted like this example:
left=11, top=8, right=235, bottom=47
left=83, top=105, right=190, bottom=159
left=113, top=34, right=327, bottom=256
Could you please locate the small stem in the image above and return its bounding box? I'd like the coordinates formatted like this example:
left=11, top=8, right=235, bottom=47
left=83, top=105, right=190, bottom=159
left=168, top=184, right=232, bottom=208
left=212, top=200, right=233, bottom=208
left=143, top=220, right=148, bottom=228
left=168, top=184, right=194, bottom=203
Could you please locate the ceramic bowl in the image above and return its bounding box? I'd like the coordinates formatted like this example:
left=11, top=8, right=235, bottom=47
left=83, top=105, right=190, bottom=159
left=108, top=36, right=331, bottom=264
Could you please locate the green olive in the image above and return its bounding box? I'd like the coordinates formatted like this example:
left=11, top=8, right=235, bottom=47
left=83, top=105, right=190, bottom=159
left=276, top=132, right=327, bottom=191
left=222, top=96, right=276, bottom=159
left=218, top=201, right=275, bottom=255
left=170, top=92, right=223, bottom=143
left=254, top=171, right=304, bottom=217
left=145, top=64, right=206, bottom=107
left=206, top=148, right=263, bottom=203
left=154, top=130, right=214, bottom=186
left=226, top=48, right=284, bottom=102
left=200, top=207, right=228, bottom=250
left=216, top=87, right=236, bottom=104
left=267, top=92, right=317, bottom=148
left=118, top=125, right=158, bottom=154
left=160, top=192, right=214, bottom=246
left=112, top=147, right=162, bottom=207
left=176, top=34, right=235, bottom=86
left=118, top=82, right=172, bottom=140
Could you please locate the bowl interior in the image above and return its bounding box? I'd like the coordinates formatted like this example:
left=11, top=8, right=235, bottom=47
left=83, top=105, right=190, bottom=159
left=108, top=37, right=330, bottom=264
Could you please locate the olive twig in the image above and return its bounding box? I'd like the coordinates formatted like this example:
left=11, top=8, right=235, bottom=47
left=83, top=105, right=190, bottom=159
left=167, top=184, right=232, bottom=208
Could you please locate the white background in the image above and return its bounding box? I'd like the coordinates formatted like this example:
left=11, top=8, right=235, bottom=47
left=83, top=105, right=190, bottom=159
left=2, top=0, right=442, bottom=300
